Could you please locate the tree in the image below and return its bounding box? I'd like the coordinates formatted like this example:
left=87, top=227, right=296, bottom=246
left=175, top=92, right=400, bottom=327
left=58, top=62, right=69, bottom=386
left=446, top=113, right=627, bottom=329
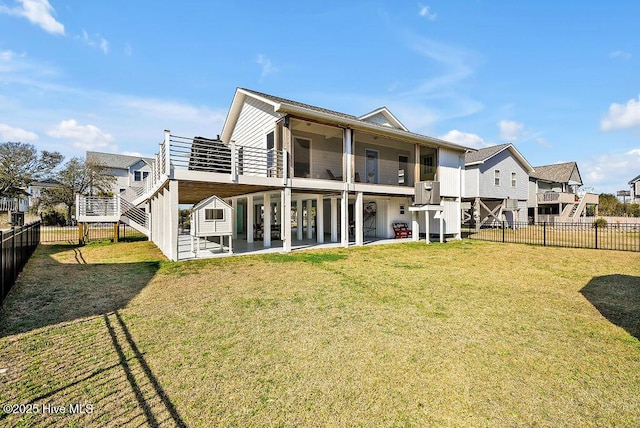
left=40, top=157, right=115, bottom=224
left=597, top=193, right=623, bottom=216
left=0, top=142, right=63, bottom=198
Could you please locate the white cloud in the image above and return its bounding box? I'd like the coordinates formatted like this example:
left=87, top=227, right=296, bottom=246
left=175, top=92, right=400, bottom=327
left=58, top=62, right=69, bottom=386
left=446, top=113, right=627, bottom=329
left=418, top=4, right=437, bottom=20
left=601, top=94, right=640, bottom=131
left=47, top=119, right=114, bottom=150
left=580, top=148, right=640, bottom=194
left=0, top=123, right=39, bottom=142
left=498, top=120, right=524, bottom=141
left=256, top=54, right=278, bottom=78
left=0, top=50, right=16, bottom=61
left=0, top=0, right=64, bottom=35
left=79, top=30, right=109, bottom=54
left=610, top=50, right=631, bottom=59
left=439, top=130, right=487, bottom=149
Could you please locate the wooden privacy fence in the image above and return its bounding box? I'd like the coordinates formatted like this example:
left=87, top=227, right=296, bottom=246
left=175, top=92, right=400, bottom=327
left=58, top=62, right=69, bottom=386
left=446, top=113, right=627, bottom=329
left=467, top=221, right=640, bottom=252
left=1, top=221, right=40, bottom=306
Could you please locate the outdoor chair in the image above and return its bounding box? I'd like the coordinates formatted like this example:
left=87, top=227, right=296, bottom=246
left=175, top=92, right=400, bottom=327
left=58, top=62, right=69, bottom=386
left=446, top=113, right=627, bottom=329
left=393, top=222, right=412, bottom=239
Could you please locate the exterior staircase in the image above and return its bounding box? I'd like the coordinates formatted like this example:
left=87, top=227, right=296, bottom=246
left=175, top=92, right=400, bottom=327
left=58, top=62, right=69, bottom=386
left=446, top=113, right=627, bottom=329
left=118, top=196, right=149, bottom=235
left=76, top=193, right=150, bottom=237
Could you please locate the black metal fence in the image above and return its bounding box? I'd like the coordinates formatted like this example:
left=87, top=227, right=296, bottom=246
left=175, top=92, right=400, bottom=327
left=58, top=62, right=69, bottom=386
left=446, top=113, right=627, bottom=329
left=466, top=221, right=640, bottom=252
left=1, top=221, right=41, bottom=306
left=41, top=224, right=147, bottom=244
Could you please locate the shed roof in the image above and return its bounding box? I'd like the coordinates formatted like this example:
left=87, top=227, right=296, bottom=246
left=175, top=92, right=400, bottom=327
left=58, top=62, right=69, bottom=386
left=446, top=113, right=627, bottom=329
left=530, top=162, right=582, bottom=185
left=192, top=194, right=233, bottom=211
left=86, top=151, right=154, bottom=169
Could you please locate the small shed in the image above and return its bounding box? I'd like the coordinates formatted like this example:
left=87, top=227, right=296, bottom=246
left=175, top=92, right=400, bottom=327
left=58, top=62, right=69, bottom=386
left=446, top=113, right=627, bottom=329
left=190, top=195, right=233, bottom=255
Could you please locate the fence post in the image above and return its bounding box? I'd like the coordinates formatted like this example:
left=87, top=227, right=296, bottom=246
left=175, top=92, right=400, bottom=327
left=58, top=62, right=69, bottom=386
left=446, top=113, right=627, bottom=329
left=543, top=222, right=547, bottom=246
left=502, top=221, right=505, bottom=243
left=595, top=224, right=598, bottom=250
left=0, top=231, right=4, bottom=302
left=11, top=227, right=16, bottom=282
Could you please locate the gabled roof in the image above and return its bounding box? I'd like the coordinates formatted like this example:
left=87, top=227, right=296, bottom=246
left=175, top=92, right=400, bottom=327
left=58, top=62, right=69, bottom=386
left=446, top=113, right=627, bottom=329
left=358, top=107, right=409, bottom=131
left=628, top=174, right=640, bottom=185
left=530, top=161, right=582, bottom=185
left=221, top=88, right=471, bottom=152
left=86, top=151, right=154, bottom=169
left=465, top=143, right=534, bottom=173
left=192, top=194, right=233, bottom=211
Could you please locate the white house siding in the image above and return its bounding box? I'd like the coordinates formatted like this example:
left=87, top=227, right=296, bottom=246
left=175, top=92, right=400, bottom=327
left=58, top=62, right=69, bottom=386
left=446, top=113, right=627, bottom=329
left=129, top=160, right=151, bottom=186
left=231, top=97, right=281, bottom=149
left=112, top=168, right=129, bottom=193
left=463, top=167, right=479, bottom=198
left=528, top=180, right=538, bottom=207
left=193, top=198, right=232, bottom=236
left=477, top=149, right=528, bottom=200
left=438, top=148, right=464, bottom=198
left=383, top=197, right=413, bottom=238
left=362, top=113, right=394, bottom=128
left=292, top=131, right=343, bottom=180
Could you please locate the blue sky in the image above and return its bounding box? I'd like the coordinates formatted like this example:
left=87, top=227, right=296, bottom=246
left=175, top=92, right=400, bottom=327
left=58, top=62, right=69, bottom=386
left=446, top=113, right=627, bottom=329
left=1, top=1, right=639, bottom=194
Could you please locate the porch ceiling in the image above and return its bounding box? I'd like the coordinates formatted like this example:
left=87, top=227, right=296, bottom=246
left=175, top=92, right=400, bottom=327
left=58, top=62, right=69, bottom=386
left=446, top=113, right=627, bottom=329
left=177, top=181, right=276, bottom=204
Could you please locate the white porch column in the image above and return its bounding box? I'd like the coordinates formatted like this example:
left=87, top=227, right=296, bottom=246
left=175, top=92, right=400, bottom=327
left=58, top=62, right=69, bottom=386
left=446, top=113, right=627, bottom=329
left=296, top=198, right=303, bottom=240
left=306, top=199, right=313, bottom=240
left=316, top=195, right=324, bottom=243
left=341, top=190, right=349, bottom=247
left=168, top=180, right=179, bottom=261
left=412, top=211, right=419, bottom=242
left=264, top=193, right=271, bottom=248
left=247, top=195, right=254, bottom=243
left=330, top=197, right=338, bottom=243
left=425, top=210, right=430, bottom=245
left=231, top=198, right=238, bottom=239
left=282, top=188, right=292, bottom=252
left=355, top=191, right=363, bottom=246
left=439, top=213, right=444, bottom=243
left=344, top=128, right=353, bottom=183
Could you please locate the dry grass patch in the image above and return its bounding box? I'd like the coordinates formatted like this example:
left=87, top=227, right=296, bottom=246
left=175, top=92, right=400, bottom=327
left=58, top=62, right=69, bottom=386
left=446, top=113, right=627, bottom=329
left=1, top=240, right=639, bottom=426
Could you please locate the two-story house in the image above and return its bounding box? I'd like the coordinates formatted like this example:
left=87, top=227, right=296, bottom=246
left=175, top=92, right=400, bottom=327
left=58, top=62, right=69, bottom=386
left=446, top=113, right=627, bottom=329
left=528, top=161, right=599, bottom=222
left=463, top=143, right=534, bottom=228
left=77, top=88, right=470, bottom=260
left=86, top=151, right=154, bottom=195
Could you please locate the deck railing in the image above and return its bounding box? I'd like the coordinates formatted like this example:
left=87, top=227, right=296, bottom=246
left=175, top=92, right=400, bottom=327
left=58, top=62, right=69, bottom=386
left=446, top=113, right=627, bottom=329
left=0, top=199, right=19, bottom=212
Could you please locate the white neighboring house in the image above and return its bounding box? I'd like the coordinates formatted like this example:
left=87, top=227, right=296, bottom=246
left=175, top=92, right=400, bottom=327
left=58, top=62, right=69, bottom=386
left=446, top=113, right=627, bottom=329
left=86, top=151, right=154, bottom=195
left=528, top=161, right=599, bottom=222
left=463, top=143, right=534, bottom=227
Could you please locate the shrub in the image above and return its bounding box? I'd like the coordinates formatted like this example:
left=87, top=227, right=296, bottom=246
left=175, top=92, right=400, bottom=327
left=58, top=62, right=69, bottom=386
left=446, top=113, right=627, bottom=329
left=593, top=218, right=608, bottom=228
left=41, top=210, right=66, bottom=226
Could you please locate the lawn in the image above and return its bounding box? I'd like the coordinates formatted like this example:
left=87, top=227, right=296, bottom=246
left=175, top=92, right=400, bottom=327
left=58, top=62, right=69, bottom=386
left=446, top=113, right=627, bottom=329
left=0, top=240, right=639, bottom=427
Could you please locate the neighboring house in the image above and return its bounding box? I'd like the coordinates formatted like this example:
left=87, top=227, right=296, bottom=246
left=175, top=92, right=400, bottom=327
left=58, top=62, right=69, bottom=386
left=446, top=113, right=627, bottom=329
left=629, top=174, right=640, bottom=204
left=463, top=143, right=534, bottom=227
left=528, top=161, right=599, bottom=222
left=78, top=87, right=472, bottom=261
left=86, top=151, right=154, bottom=195
left=27, top=178, right=60, bottom=212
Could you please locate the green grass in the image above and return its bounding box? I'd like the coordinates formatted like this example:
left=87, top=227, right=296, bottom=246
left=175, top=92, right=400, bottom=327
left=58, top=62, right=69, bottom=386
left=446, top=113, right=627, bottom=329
left=1, top=240, right=639, bottom=426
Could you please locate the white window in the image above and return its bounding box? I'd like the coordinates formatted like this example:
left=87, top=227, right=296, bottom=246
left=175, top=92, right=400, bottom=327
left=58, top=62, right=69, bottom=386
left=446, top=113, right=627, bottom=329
left=205, top=209, right=224, bottom=220
left=494, top=170, right=500, bottom=186
left=511, top=172, right=517, bottom=187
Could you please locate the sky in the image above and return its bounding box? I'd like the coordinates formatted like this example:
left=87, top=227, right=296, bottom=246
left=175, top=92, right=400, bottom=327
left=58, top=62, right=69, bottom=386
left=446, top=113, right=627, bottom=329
left=1, top=0, right=639, bottom=195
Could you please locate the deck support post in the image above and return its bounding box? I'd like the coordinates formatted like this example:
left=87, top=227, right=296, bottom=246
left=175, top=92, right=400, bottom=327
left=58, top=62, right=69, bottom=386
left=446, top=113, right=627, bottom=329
left=264, top=193, right=271, bottom=248
left=412, top=211, right=419, bottom=242
left=168, top=180, right=179, bottom=261
left=355, top=191, right=363, bottom=246
left=296, top=198, right=303, bottom=241
left=247, top=195, right=254, bottom=243
left=113, top=223, right=119, bottom=243
left=306, top=199, right=313, bottom=240
left=231, top=198, right=238, bottom=239
left=282, top=188, right=292, bottom=252
left=341, top=190, right=349, bottom=247
left=316, top=195, right=324, bottom=244
left=330, top=197, right=338, bottom=243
